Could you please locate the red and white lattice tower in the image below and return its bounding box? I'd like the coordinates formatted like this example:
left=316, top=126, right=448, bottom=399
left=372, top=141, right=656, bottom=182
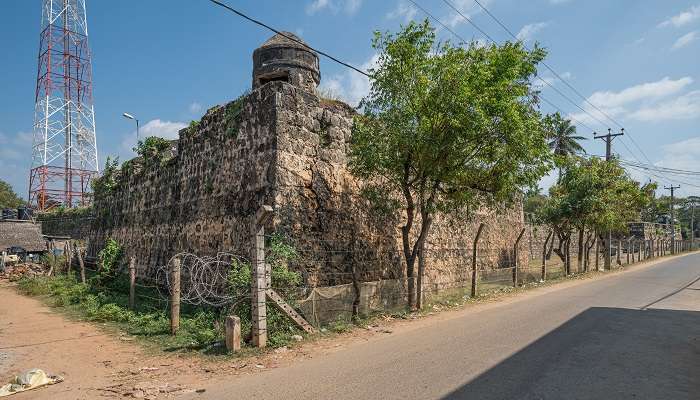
left=29, top=0, right=99, bottom=211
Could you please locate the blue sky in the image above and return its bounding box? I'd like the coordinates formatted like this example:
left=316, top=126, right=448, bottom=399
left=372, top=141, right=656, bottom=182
left=2, top=0, right=700, bottom=199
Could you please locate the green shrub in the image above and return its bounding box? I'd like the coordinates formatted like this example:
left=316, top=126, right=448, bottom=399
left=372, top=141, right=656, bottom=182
left=133, top=136, right=173, bottom=167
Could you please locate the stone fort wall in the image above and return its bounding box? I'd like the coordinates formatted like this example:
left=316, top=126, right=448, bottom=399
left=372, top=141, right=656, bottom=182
left=88, top=33, right=529, bottom=289
left=89, top=79, right=527, bottom=288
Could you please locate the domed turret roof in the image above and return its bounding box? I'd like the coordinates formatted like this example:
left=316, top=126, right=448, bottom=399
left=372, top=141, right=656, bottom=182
left=258, top=32, right=309, bottom=50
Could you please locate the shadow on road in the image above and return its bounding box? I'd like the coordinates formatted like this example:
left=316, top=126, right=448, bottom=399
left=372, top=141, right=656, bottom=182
left=443, top=307, right=700, bottom=400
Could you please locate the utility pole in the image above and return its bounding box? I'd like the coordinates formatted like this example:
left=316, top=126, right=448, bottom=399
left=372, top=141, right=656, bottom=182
left=664, top=185, right=681, bottom=254
left=688, top=197, right=698, bottom=250
left=594, top=128, right=624, bottom=269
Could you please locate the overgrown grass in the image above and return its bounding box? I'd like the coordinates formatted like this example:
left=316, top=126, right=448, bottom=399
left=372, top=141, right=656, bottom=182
left=17, top=273, right=227, bottom=353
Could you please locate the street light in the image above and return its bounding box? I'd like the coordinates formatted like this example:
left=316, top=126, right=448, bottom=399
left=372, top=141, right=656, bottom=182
left=122, top=112, right=140, bottom=142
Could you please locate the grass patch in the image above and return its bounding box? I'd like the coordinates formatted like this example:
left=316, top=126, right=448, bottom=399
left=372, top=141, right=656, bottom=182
left=17, top=273, right=228, bottom=354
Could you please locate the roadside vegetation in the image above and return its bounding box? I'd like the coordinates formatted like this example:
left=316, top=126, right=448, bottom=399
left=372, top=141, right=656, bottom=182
left=16, top=236, right=305, bottom=355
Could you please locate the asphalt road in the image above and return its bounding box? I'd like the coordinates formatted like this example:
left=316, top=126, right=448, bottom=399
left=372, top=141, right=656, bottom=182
left=186, top=253, right=700, bottom=400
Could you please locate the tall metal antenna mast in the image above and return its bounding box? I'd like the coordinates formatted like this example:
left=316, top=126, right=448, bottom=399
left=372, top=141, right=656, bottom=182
left=29, top=0, right=99, bottom=210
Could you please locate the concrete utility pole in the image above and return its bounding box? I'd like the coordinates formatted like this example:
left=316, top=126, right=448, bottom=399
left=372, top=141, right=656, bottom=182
left=689, top=197, right=698, bottom=250
left=664, top=185, right=681, bottom=254
left=594, top=128, right=624, bottom=268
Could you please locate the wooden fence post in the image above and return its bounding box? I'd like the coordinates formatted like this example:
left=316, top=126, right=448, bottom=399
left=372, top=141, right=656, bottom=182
left=170, top=257, right=181, bottom=335
left=541, top=230, right=552, bottom=282
left=252, top=205, right=274, bottom=348
left=64, top=241, right=72, bottom=274
left=225, top=315, right=241, bottom=352
left=470, top=223, right=486, bottom=298
left=129, top=257, right=136, bottom=310
left=75, top=243, right=86, bottom=284
left=513, top=228, right=526, bottom=287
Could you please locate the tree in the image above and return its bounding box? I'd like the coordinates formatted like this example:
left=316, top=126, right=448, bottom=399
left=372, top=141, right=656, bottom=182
left=540, top=157, right=653, bottom=271
left=0, top=180, right=24, bottom=209
left=544, top=112, right=586, bottom=181
left=350, top=21, right=552, bottom=309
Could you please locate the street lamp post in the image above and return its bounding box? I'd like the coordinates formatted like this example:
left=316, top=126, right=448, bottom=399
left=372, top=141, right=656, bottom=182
left=123, top=112, right=140, bottom=143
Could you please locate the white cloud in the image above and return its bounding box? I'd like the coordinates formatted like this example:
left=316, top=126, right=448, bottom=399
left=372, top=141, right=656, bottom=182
left=443, top=0, right=494, bottom=29
left=653, top=137, right=700, bottom=196
left=306, top=0, right=363, bottom=16
left=535, top=71, right=572, bottom=89
left=319, top=54, right=379, bottom=106
left=627, top=90, right=700, bottom=121
left=119, top=119, right=187, bottom=155
left=386, top=1, right=417, bottom=22
left=567, top=76, right=696, bottom=125
left=306, top=0, right=330, bottom=15
left=588, top=77, right=692, bottom=109
left=671, top=31, right=698, bottom=50
left=658, top=5, right=700, bottom=28
left=516, top=22, right=548, bottom=41
left=188, top=102, right=203, bottom=114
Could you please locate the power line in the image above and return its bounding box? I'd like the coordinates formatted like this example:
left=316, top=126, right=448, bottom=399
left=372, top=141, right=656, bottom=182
left=207, top=0, right=369, bottom=77
left=415, top=0, right=648, bottom=167
left=467, top=0, right=656, bottom=167
left=409, top=0, right=600, bottom=141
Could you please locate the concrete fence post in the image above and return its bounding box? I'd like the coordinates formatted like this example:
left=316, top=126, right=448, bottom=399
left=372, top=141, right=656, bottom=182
left=637, top=240, right=642, bottom=262
left=0, top=251, right=6, bottom=272
left=170, top=257, right=181, bottom=335
left=541, top=230, right=553, bottom=282
left=225, top=315, right=241, bottom=352
left=470, top=223, right=486, bottom=298
left=252, top=205, right=274, bottom=348
left=513, top=228, right=526, bottom=287
left=626, top=238, right=631, bottom=265
left=64, top=241, right=72, bottom=274
left=75, top=243, right=86, bottom=284
left=128, top=257, right=136, bottom=310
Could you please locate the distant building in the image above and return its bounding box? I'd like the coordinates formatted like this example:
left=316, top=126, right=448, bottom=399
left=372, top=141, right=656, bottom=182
left=0, top=220, right=46, bottom=257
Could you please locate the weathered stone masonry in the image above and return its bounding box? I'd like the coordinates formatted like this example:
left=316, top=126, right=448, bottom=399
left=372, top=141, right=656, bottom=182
left=89, top=33, right=528, bottom=290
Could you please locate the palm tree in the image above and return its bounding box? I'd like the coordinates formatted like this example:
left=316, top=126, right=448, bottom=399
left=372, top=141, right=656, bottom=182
left=546, top=112, right=586, bottom=180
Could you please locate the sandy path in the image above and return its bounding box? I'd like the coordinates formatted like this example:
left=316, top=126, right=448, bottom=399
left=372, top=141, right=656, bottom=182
left=0, top=281, right=219, bottom=399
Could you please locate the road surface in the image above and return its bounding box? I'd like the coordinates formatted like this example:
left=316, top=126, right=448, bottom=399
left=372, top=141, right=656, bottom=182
left=185, top=253, right=700, bottom=400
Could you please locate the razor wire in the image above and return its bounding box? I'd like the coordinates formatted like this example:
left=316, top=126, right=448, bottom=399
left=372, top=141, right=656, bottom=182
left=156, top=252, right=250, bottom=307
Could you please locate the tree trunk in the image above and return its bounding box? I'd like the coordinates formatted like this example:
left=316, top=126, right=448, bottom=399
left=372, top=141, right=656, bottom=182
left=577, top=228, right=584, bottom=273
left=416, top=245, right=425, bottom=310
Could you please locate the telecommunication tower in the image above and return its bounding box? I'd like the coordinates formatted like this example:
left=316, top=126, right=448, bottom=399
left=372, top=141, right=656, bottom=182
left=29, top=0, right=99, bottom=210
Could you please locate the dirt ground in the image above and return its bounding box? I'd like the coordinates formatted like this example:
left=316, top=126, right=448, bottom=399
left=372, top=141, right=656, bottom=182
left=0, top=280, right=403, bottom=399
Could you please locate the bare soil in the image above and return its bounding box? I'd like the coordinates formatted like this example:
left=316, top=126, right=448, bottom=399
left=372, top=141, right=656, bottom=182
left=0, top=280, right=397, bottom=399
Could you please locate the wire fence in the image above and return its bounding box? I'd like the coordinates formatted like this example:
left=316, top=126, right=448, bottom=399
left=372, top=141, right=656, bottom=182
left=52, top=218, right=698, bottom=331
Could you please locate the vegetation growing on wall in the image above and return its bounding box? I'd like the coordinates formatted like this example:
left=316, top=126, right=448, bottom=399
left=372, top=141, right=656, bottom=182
left=91, top=156, right=121, bottom=199
left=225, top=91, right=249, bottom=139
left=133, top=136, right=174, bottom=167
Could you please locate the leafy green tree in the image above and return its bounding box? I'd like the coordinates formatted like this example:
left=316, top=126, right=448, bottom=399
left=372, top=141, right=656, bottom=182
left=350, top=21, right=552, bottom=308
left=540, top=157, right=653, bottom=271
left=0, top=179, right=25, bottom=209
